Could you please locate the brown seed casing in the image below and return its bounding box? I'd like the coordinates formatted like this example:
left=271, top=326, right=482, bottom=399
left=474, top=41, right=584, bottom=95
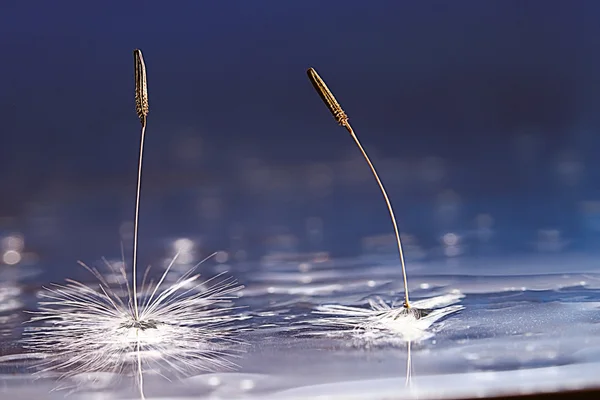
left=307, top=67, right=348, bottom=126
left=134, top=49, right=149, bottom=126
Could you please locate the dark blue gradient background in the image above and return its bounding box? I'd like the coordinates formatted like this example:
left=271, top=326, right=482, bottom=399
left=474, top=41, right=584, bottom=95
left=1, top=1, right=600, bottom=272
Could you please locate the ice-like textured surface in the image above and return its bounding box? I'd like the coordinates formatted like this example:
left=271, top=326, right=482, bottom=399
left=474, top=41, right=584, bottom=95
left=2, top=253, right=600, bottom=399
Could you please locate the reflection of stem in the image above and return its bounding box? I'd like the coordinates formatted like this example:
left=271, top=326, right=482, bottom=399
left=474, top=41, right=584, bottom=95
left=136, top=330, right=146, bottom=400
left=405, top=341, right=412, bottom=387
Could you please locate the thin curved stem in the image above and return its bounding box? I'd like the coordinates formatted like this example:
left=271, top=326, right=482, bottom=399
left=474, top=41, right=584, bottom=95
left=343, top=122, right=411, bottom=308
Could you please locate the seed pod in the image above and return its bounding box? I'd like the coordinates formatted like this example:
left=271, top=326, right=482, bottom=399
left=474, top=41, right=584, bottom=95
left=134, top=49, right=149, bottom=126
left=307, top=67, right=348, bottom=126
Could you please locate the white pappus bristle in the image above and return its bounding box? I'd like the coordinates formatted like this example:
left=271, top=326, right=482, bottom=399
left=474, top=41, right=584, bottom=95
left=308, top=293, right=465, bottom=345
left=23, top=255, right=247, bottom=384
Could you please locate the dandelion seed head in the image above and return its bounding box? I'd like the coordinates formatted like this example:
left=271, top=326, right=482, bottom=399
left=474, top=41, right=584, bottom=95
left=309, top=293, right=464, bottom=345
left=24, top=257, right=247, bottom=383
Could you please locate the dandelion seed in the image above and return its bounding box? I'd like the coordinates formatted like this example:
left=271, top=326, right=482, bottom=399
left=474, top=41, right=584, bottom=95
left=23, top=49, right=247, bottom=399
left=23, top=255, right=246, bottom=386
left=306, top=67, right=465, bottom=345
left=307, top=67, right=412, bottom=309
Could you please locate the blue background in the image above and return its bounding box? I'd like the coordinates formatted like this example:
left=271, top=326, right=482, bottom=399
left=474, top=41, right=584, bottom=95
left=1, top=1, right=600, bottom=271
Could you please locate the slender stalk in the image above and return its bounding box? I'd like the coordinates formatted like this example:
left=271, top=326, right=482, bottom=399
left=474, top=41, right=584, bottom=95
left=133, top=49, right=149, bottom=320
left=343, top=123, right=411, bottom=308
left=132, top=123, right=146, bottom=320
left=306, top=67, right=411, bottom=308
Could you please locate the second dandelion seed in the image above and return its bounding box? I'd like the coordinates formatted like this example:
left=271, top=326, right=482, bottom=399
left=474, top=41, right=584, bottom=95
left=306, top=67, right=464, bottom=341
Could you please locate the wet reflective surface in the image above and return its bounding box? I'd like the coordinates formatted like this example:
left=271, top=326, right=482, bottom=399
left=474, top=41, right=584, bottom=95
left=2, top=244, right=600, bottom=399
left=1, top=157, right=600, bottom=399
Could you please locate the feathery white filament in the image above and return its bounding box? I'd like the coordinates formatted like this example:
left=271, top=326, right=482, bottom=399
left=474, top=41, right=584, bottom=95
left=24, top=254, right=246, bottom=386
left=310, top=293, right=464, bottom=344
